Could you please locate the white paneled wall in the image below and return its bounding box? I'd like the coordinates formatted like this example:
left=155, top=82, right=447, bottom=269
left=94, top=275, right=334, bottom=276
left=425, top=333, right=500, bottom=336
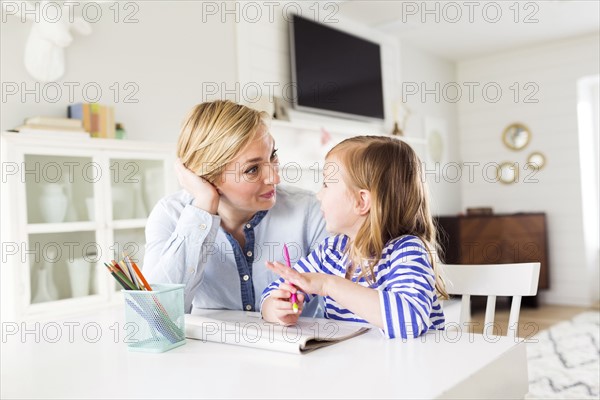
left=399, top=44, right=461, bottom=216
left=457, top=34, right=600, bottom=306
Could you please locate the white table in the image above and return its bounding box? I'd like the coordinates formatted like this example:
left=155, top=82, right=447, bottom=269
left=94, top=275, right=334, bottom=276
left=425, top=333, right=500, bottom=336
left=1, top=307, right=529, bottom=399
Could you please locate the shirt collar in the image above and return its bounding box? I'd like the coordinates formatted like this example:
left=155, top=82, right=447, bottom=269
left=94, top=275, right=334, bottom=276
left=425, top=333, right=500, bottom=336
left=246, top=210, right=268, bottom=228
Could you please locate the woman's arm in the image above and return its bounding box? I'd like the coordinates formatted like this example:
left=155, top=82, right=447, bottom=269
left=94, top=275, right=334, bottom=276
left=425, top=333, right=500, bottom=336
left=174, top=158, right=220, bottom=214
left=144, top=159, right=223, bottom=312
left=144, top=195, right=221, bottom=313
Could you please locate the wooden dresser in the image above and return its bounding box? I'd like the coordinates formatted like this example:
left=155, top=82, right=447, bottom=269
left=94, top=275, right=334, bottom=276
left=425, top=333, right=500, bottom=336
left=435, top=213, right=549, bottom=305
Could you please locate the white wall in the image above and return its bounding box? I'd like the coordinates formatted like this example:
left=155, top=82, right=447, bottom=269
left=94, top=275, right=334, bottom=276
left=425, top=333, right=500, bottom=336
left=399, top=43, right=462, bottom=216
left=0, top=2, right=238, bottom=142
left=457, top=34, right=600, bottom=306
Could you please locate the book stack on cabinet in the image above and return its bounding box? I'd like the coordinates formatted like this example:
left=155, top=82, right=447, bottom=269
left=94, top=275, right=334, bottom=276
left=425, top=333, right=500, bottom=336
left=14, top=116, right=90, bottom=139
left=68, top=103, right=115, bottom=138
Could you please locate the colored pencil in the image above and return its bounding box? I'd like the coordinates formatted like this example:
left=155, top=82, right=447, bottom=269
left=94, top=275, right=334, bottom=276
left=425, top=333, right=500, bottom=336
left=112, top=258, right=132, bottom=282
left=122, top=257, right=141, bottom=290
left=127, top=256, right=152, bottom=291
left=283, top=244, right=299, bottom=314
left=108, top=262, right=136, bottom=290
left=104, top=262, right=133, bottom=290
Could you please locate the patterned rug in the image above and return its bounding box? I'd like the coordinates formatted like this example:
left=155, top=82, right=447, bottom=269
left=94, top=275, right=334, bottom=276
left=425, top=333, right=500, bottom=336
left=526, top=311, right=600, bottom=399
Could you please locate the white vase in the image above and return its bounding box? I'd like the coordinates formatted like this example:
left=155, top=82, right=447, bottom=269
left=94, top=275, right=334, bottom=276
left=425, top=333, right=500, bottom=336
left=32, top=249, right=59, bottom=303
left=39, top=184, right=68, bottom=223
left=67, top=257, right=91, bottom=298
left=32, top=268, right=53, bottom=303
left=112, top=186, right=133, bottom=220
left=63, top=170, right=78, bottom=222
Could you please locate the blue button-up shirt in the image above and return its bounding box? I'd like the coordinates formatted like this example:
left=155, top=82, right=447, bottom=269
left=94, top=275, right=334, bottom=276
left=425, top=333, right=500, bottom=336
left=144, top=186, right=327, bottom=314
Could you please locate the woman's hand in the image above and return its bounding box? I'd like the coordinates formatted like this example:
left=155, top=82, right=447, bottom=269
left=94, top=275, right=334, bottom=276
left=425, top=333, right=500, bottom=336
left=261, top=281, right=305, bottom=325
left=174, top=158, right=220, bottom=214
left=266, top=261, right=330, bottom=297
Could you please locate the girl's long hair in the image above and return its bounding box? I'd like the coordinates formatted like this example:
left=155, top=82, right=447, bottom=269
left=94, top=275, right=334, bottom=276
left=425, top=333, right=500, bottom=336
left=328, top=136, right=448, bottom=300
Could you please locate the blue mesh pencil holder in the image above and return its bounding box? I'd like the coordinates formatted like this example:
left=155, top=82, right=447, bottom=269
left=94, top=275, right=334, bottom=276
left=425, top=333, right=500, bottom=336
left=122, top=283, right=186, bottom=353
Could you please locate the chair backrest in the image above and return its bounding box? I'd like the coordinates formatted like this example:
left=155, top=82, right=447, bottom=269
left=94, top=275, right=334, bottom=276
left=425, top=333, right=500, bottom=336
left=442, top=263, right=541, bottom=337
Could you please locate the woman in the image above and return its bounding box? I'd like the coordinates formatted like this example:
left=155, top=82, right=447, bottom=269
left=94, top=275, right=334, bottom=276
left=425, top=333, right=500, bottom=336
left=144, top=100, right=327, bottom=314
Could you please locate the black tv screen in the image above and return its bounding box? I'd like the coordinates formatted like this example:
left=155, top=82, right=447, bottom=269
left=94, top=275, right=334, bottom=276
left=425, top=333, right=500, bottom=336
left=290, top=14, right=385, bottom=120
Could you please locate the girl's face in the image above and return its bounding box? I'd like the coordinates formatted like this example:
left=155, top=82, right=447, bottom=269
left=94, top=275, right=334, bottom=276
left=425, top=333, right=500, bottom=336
left=316, top=156, right=365, bottom=237
left=216, top=127, right=280, bottom=214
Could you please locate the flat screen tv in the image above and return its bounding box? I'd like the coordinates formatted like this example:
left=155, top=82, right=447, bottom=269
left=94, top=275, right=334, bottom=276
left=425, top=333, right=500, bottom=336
left=290, top=14, right=385, bottom=121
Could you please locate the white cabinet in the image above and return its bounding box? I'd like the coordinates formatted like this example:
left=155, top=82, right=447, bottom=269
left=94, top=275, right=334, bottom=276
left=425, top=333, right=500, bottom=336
left=1, top=133, right=177, bottom=321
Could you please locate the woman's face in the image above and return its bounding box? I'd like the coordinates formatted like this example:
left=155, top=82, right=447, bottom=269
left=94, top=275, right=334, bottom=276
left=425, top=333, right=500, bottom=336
left=216, top=126, right=280, bottom=214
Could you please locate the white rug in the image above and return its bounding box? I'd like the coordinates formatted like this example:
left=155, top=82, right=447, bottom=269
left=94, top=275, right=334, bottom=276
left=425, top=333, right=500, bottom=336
left=526, top=311, right=600, bottom=399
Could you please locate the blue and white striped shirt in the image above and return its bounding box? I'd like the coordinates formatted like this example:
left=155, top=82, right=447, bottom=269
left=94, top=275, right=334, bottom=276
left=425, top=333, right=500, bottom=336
left=261, top=235, right=445, bottom=339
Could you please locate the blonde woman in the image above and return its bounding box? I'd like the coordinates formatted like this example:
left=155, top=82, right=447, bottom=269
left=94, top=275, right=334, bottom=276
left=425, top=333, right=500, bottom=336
left=144, top=100, right=326, bottom=314
left=261, top=136, right=447, bottom=339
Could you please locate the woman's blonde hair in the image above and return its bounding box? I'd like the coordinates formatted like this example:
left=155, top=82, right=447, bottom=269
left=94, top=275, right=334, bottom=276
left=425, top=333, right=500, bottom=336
left=328, top=136, right=448, bottom=300
left=176, top=100, right=270, bottom=183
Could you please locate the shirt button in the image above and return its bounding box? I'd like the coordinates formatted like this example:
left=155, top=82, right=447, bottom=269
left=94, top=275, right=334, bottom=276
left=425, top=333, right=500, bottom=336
left=245, top=305, right=252, bottom=311
left=199, top=223, right=207, bottom=230
left=246, top=251, right=253, bottom=257
left=242, top=274, right=250, bottom=281
left=245, top=224, right=251, bottom=229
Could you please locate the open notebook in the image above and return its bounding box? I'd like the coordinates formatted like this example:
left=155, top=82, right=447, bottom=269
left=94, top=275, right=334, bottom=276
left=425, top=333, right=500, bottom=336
left=185, top=309, right=371, bottom=354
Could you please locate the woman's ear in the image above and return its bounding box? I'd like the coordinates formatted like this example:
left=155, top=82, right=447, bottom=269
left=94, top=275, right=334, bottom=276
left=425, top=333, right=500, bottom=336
left=354, top=189, right=371, bottom=216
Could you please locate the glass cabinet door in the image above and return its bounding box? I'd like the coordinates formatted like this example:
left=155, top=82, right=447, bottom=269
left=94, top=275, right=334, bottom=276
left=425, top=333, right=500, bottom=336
left=28, top=231, right=100, bottom=304
left=24, top=154, right=96, bottom=224
left=109, top=158, right=165, bottom=221
left=2, top=133, right=176, bottom=321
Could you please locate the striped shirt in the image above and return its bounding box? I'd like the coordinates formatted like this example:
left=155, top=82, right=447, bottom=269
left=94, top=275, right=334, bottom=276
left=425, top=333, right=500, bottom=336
left=261, top=235, right=445, bottom=339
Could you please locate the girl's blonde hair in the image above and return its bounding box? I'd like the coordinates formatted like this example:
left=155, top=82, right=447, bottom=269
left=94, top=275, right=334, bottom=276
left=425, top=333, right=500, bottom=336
left=328, top=136, right=448, bottom=300
left=176, top=100, right=270, bottom=183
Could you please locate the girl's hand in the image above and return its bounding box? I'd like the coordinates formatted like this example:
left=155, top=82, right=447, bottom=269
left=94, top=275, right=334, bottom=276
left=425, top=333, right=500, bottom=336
left=174, top=158, right=220, bottom=214
left=261, top=281, right=305, bottom=326
left=266, top=261, right=330, bottom=297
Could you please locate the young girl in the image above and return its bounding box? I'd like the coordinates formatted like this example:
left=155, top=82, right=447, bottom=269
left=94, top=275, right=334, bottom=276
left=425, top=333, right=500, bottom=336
left=260, top=136, right=447, bottom=339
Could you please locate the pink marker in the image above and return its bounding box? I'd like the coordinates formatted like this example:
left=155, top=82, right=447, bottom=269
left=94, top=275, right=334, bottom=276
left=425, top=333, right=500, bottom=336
left=283, top=244, right=299, bottom=314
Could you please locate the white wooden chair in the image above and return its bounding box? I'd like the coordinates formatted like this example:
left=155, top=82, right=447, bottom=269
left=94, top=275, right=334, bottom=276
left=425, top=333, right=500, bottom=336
left=442, top=263, right=541, bottom=337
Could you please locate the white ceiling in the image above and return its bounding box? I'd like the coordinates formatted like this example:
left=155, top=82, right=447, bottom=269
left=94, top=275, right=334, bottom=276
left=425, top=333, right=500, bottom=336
left=337, top=0, right=600, bottom=61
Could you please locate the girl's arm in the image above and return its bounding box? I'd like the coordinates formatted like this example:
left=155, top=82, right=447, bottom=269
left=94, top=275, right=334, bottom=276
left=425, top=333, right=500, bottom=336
left=374, top=238, right=439, bottom=339
left=263, top=262, right=383, bottom=328
left=260, top=236, right=340, bottom=324
left=267, top=238, right=438, bottom=339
